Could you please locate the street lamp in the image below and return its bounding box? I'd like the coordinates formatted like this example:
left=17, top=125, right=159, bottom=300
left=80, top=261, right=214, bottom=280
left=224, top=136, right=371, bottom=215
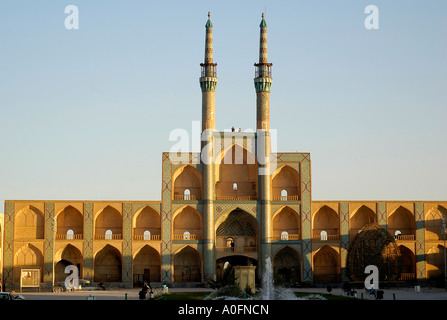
left=442, top=218, right=446, bottom=290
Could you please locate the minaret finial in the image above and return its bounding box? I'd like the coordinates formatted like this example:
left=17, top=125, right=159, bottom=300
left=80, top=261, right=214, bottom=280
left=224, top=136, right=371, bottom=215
left=208, top=11, right=210, bottom=19
left=262, top=12, right=264, bottom=19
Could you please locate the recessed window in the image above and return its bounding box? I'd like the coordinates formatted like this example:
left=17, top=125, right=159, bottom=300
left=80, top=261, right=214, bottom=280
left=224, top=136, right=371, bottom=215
left=184, top=189, right=191, bottom=200
left=66, top=229, right=74, bottom=240
left=281, top=189, right=288, bottom=201
left=143, top=230, right=151, bottom=241
left=105, top=229, right=113, bottom=240
left=320, top=230, right=328, bottom=241
left=183, top=231, right=191, bottom=240
left=281, top=231, right=289, bottom=240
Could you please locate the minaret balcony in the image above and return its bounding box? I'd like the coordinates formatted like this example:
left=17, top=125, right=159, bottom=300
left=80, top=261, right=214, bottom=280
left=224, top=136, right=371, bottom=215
left=254, top=76, right=272, bottom=93
left=200, top=64, right=217, bottom=78
left=254, top=63, right=272, bottom=78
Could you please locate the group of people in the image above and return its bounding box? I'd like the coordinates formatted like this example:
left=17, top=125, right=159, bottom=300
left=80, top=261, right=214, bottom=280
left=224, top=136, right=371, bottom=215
left=231, top=126, right=242, bottom=132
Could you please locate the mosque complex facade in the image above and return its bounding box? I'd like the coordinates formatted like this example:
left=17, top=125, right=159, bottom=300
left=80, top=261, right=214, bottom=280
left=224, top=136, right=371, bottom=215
left=1, top=14, right=447, bottom=291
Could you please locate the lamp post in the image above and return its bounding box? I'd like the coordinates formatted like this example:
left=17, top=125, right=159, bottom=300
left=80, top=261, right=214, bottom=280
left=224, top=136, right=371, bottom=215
left=442, top=218, right=446, bottom=290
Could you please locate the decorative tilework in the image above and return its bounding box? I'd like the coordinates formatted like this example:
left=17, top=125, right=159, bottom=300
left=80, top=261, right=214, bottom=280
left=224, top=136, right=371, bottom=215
left=122, top=203, right=133, bottom=282
left=161, top=153, right=173, bottom=283
left=414, top=202, right=426, bottom=280
left=298, top=154, right=312, bottom=282
left=83, top=202, right=94, bottom=281
left=3, top=202, right=15, bottom=284
left=377, top=202, right=387, bottom=229
left=44, top=202, right=55, bottom=284
left=339, top=202, right=350, bottom=281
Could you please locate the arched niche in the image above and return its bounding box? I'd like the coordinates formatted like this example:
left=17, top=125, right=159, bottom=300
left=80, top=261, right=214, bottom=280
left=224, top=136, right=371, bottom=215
left=173, top=246, right=202, bottom=283
left=95, top=206, right=122, bottom=239
left=133, top=245, right=161, bottom=284
left=272, top=206, right=300, bottom=240
left=272, top=165, right=300, bottom=201
left=350, top=205, right=376, bottom=241
left=13, top=244, right=44, bottom=282
left=425, top=206, right=447, bottom=241
left=14, top=206, right=44, bottom=239
left=172, top=206, right=202, bottom=240
left=215, top=209, right=258, bottom=254
left=54, top=244, right=83, bottom=282
left=388, top=206, right=415, bottom=239
left=94, top=244, right=122, bottom=282
left=215, top=144, right=257, bottom=200
left=273, top=246, right=301, bottom=284
left=133, top=206, right=161, bottom=240
left=312, top=206, right=339, bottom=240
left=56, top=205, right=83, bottom=239
left=172, top=165, right=202, bottom=200
left=313, top=245, right=340, bottom=283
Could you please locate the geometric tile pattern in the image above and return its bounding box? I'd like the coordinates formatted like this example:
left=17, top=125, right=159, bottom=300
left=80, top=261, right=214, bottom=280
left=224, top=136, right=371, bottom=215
left=339, top=202, right=350, bottom=281
left=122, top=202, right=133, bottom=282
left=415, top=202, right=426, bottom=280
left=83, top=202, right=94, bottom=281
left=377, top=202, right=387, bottom=229
left=161, top=152, right=173, bottom=283
left=3, top=201, right=15, bottom=284
left=44, top=202, right=55, bottom=284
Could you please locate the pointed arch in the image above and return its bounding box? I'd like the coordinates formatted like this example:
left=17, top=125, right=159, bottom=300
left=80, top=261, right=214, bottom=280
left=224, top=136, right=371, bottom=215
left=14, top=205, right=44, bottom=239
left=172, top=206, right=202, bottom=240
left=215, top=208, right=258, bottom=257
left=54, top=244, right=83, bottom=282
left=312, top=205, right=339, bottom=240
left=350, top=205, right=376, bottom=239
left=94, top=244, right=122, bottom=282
left=273, top=246, right=301, bottom=284
left=133, top=205, right=161, bottom=240
left=13, top=244, right=44, bottom=282
left=172, top=165, right=202, bottom=200
left=272, top=206, right=300, bottom=240
left=95, top=205, right=122, bottom=240
left=271, top=165, right=300, bottom=201
left=388, top=206, right=415, bottom=240
left=56, top=205, right=83, bottom=239
left=133, top=245, right=161, bottom=284
left=425, top=206, right=447, bottom=241
left=313, top=245, right=340, bottom=283
left=173, top=245, right=202, bottom=282
left=215, top=144, right=258, bottom=200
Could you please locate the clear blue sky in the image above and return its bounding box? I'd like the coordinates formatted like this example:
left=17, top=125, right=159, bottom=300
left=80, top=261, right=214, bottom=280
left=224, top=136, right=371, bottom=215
left=1, top=1, right=446, bottom=212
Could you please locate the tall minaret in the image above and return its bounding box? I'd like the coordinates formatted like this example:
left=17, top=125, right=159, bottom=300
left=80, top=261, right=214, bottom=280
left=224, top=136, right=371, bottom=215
left=254, top=13, right=272, bottom=131
left=200, top=12, right=217, bottom=282
left=254, top=13, right=273, bottom=272
left=200, top=11, right=218, bottom=132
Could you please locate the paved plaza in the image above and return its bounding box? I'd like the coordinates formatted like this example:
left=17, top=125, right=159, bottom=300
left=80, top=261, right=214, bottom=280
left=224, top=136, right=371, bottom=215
left=12, top=286, right=447, bottom=301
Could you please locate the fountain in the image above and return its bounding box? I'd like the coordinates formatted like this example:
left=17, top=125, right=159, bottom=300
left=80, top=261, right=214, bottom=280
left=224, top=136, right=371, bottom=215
left=206, top=257, right=326, bottom=300
left=260, top=257, right=299, bottom=300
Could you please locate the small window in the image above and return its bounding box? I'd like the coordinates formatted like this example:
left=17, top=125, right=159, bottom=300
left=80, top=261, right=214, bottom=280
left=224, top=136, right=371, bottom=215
left=281, top=231, right=289, bottom=240
left=105, top=229, right=113, bottom=240
left=143, top=230, right=151, bottom=241
left=281, top=190, right=288, bottom=201
left=184, top=189, right=191, bottom=200
left=320, top=230, right=328, bottom=241
left=226, top=237, right=234, bottom=250
left=233, top=183, right=238, bottom=191
left=66, top=229, right=74, bottom=240
left=183, top=231, right=191, bottom=240
left=394, top=230, right=402, bottom=239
